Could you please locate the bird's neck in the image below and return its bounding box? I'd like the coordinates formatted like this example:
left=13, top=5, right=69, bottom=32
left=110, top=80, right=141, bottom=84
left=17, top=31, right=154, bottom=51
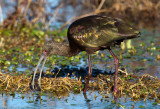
left=52, top=43, right=81, bottom=57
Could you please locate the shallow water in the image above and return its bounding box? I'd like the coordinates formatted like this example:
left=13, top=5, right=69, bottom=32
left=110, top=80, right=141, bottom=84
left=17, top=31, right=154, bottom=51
left=0, top=91, right=159, bottom=109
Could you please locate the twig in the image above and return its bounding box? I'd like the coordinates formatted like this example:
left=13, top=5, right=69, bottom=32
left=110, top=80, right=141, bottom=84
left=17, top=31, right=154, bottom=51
left=59, top=0, right=107, bottom=31
left=23, top=0, right=32, bottom=17
left=95, top=0, right=105, bottom=12
left=0, top=4, right=3, bottom=24
left=81, top=0, right=96, bottom=9
left=58, top=13, right=94, bottom=31
left=44, top=3, right=63, bottom=30
left=0, top=37, right=4, bottom=48
left=58, top=9, right=108, bottom=31
left=118, top=69, right=129, bottom=76
left=55, top=68, right=61, bottom=79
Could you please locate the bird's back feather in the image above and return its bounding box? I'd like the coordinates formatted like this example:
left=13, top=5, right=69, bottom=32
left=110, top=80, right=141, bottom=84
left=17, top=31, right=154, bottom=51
left=67, top=15, right=140, bottom=53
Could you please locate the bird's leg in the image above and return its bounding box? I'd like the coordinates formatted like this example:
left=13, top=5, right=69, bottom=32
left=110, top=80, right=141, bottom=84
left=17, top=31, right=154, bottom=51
left=83, top=54, right=92, bottom=94
left=108, top=47, right=119, bottom=94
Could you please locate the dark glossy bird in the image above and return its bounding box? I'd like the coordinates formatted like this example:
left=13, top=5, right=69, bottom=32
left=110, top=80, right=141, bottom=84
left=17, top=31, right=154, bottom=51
left=32, top=15, right=140, bottom=94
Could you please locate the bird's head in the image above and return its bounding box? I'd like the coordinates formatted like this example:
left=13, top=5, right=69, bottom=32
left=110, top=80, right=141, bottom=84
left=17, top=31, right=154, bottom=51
left=32, top=40, right=74, bottom=89
left=32, top=40, right=59, bottom=89
left=42, top=40, right=61, bottom=57
left=42, top=40, right=53, bottom=57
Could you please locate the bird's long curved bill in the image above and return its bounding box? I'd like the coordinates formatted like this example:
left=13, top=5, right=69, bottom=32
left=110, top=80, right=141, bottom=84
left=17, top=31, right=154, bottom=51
left=32, top=55, right=47, bottom=89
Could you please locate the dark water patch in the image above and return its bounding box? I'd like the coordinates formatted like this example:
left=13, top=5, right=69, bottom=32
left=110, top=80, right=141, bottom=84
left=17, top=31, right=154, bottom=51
left=50, top=66, right=114, bottom=79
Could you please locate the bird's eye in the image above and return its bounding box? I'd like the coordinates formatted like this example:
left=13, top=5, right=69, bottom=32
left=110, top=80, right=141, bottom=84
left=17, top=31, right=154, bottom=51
left=43, top=50, right=47, bottom=56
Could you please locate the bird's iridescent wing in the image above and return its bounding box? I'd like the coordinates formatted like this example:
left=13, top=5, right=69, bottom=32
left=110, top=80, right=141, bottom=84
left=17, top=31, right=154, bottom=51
left=68, top=16, right=139, bottom=48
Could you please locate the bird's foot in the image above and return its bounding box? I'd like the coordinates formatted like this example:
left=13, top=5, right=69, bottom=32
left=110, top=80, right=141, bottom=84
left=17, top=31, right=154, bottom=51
left=83, top=86, right=88, bottom=94
left=113, top=86, right=118, bottom=94
left=113, top=86, right=120, bottom=100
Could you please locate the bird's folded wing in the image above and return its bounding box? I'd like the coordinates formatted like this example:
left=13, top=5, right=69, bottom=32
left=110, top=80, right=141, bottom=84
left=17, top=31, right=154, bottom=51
left=68, top=16, right=139, bottom=48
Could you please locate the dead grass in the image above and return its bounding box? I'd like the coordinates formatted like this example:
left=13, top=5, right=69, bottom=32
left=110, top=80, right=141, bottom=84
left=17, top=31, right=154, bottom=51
left=0, top=70, right=160, bottom=101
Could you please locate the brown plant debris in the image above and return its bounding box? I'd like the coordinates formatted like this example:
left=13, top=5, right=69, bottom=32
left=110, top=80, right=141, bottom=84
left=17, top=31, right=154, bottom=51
left=0, top=70, right=160, bottom=100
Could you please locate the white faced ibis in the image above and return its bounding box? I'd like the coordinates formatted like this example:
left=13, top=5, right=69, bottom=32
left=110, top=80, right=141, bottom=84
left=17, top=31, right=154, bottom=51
left=32, top=15, right=140, bottom=94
